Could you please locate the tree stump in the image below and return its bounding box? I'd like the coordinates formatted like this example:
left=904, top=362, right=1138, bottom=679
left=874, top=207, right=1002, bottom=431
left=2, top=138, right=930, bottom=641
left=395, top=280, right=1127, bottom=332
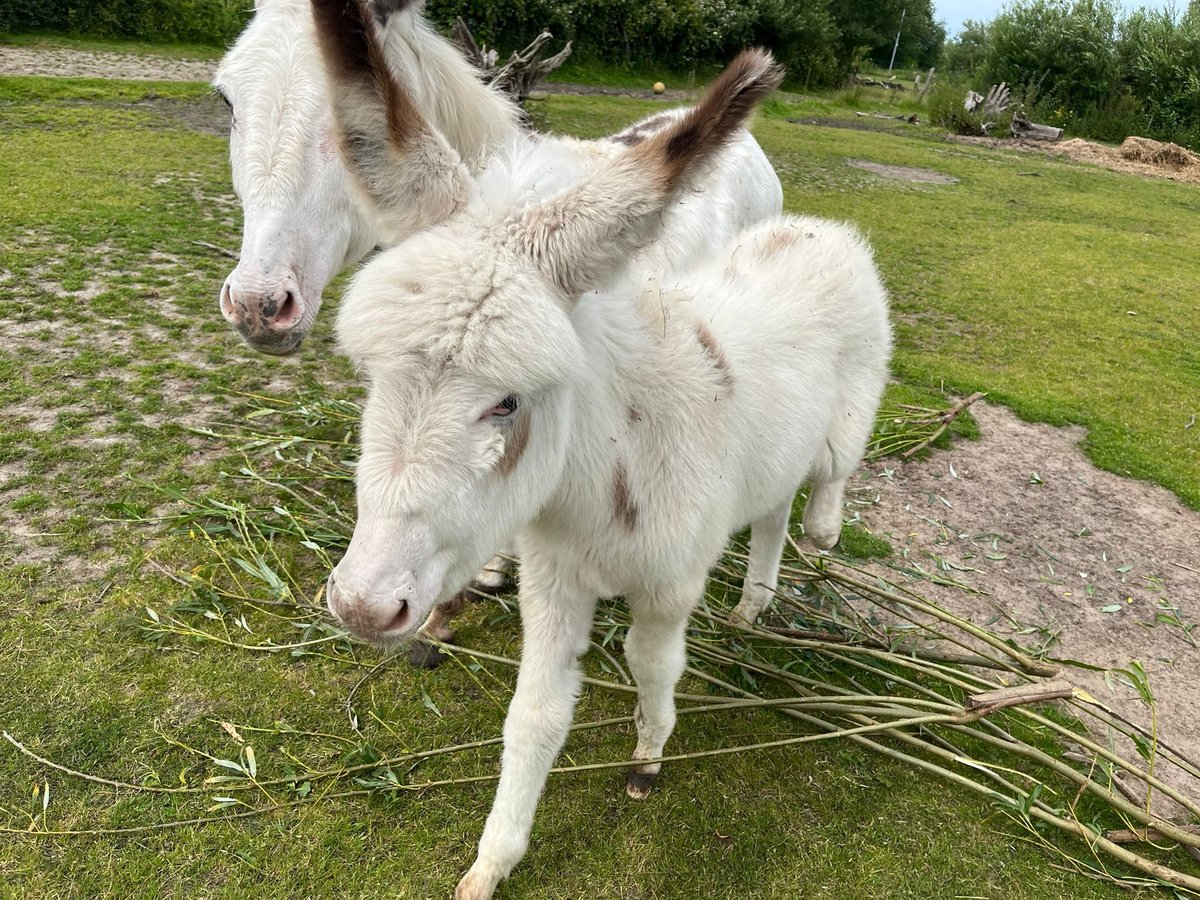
left=452, top=17, right=572, bottom=108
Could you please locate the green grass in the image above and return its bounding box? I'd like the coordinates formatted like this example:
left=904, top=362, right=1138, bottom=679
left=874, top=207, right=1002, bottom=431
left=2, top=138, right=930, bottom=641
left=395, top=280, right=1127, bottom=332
left=0, top=32, right=226, bottom=59
left=0, top=71, right=1194, bottom=900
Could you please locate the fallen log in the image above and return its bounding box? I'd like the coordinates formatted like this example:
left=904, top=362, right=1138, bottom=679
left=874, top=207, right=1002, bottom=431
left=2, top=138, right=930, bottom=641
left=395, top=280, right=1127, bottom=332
left=853, top=111, right=919, bottom=124
left=1011, top=110, right=1063, bottom=142
left=854, top=75, right=906, bottom=91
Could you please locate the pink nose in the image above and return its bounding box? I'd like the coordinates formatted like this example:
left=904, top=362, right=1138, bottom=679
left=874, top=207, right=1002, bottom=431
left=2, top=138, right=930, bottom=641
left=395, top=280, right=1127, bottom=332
left=220, top=274, right=306, bottom=350
left=326, top=570, right=414, bottom=641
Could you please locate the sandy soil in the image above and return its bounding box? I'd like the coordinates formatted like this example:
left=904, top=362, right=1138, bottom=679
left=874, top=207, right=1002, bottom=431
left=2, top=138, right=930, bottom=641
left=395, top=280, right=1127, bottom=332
left=852, top=401, right=1200, bottom=806
left=0, top=45, right=218, bottom=82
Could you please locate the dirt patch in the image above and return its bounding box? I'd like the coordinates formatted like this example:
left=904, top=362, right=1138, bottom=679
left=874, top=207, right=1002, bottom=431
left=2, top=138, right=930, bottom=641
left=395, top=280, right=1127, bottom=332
left=0, top=46, right=217, bottom=82
left=788, top=115, right=902, bottom=135
left=846, top=159, right=958, bottom=184
left=852, top=401, right=1200, bottom=806
left=541, top=81, right=689, bottom=102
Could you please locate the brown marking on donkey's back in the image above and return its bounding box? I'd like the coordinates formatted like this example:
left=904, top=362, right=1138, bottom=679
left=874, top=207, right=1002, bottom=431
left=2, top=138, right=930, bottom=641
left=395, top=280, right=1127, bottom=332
left=612, top=461, right=639, bottom=531
left=695, top=322, right=734, bottom=391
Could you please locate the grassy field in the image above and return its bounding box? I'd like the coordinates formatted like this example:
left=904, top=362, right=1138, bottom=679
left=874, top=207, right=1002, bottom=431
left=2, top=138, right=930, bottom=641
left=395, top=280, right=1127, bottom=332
left=1, top=67, right=1197, bottom=899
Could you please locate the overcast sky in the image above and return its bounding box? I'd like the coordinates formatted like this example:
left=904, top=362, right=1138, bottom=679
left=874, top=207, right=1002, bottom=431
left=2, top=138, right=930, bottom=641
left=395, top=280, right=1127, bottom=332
left=934, top=0, right=1179, bottom=37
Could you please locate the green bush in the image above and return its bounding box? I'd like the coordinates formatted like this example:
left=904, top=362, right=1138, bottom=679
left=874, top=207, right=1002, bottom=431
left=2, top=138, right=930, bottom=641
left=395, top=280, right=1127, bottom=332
left=0, top=0, right=250, bottom=44
left=942, top=0, right=1200, bottom=149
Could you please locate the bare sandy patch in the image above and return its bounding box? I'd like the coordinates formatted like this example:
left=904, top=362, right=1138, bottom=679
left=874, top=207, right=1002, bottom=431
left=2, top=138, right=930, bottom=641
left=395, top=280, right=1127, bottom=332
left=851, top=401, right=1200, bottom=805
left=846, top=159, right=959, bottom=184
left=0, top=46, right=217, bottom=82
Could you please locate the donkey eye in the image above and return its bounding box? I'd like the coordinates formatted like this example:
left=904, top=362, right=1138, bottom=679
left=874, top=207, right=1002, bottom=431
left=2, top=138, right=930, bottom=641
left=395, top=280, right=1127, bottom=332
left=485, top=395, right=520, bottom=420
left=215, top=88, right=232, bottom=110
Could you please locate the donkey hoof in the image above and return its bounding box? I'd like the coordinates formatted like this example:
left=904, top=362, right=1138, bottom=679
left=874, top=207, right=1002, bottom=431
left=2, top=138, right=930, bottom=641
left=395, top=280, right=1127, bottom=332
left=625, top=767, right=659, bottom=800
left=470, top=571, right=510, bottom=596
left=408, top=640, right=449, bottom=669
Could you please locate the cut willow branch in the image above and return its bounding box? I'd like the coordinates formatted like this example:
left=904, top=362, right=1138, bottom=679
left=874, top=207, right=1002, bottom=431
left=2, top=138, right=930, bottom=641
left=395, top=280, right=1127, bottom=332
left=793, top=544, right=1060, bottom=677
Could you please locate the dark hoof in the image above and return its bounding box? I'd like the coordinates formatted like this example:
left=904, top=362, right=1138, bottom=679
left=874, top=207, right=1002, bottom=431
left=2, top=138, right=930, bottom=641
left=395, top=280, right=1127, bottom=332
left=408, top=641, right=449, bottom=670
left=625, top=768, right=659, bottom=800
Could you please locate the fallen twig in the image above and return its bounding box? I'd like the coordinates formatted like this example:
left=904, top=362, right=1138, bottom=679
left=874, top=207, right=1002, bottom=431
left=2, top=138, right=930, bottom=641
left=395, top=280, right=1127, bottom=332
left=901, top=391, right=987, bottom=458
left=192, top=240, right=239, bottom=260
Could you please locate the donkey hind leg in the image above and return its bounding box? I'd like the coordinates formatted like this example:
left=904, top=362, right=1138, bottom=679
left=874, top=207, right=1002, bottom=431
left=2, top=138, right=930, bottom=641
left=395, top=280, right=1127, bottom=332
left=729, top=501, right=792, bottom=626
left=470, top=544, right=517, bottom=594
left=407, top=592, right=468, bottom=669
left=624, top=580, right=704, bottom=799
left=804, top=382, right=878, bottom=550
left=456, top=586, right=597, bottom=900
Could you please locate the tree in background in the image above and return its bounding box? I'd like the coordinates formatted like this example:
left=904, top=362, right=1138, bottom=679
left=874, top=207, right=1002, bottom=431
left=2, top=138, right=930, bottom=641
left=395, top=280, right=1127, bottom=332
left=941, top=0, right=1200, bottom=149
left=829, top=0, right=945, bottom=70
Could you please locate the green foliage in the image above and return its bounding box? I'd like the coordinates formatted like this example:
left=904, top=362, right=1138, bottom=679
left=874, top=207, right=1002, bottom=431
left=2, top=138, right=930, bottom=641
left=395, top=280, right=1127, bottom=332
left=926, top=79, right=988, bottom=135
left=985, top=0, right=1120, bottom=110
left=425, top=0, right=944, bottom=88
left=830, top=0, right=945, bottom=71
left=941, top=18, right=990, bottom=76
left=943, top=0, right=1200, bottom=149
left=0, top=0, right=251, bottom=44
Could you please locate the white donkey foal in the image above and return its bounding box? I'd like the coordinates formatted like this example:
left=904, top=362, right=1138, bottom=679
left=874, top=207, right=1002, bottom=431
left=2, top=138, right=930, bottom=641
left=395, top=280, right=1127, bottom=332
left=317, top=23, right=892, bottom=897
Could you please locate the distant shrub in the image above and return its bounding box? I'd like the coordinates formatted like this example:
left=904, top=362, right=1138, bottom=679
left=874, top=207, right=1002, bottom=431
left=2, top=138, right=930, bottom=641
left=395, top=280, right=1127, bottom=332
left=0, top=0, right=251, bottom=44
left=941, top=19, right=989, bottom=76
left=926, top=80, right=1017, bottom=137
left=941, top=0, right=1200, bottom=150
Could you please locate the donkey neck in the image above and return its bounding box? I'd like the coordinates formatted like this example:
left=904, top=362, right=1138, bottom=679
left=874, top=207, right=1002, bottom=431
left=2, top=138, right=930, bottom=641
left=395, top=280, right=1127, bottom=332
left=380, top=12, right=523, bottom=172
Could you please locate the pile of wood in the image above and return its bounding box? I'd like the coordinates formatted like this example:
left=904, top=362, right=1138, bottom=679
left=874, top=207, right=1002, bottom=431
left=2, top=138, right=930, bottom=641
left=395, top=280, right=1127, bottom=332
left=853, top=74, right=905, bottom=91
left=452, top=17, right=571, bottom=107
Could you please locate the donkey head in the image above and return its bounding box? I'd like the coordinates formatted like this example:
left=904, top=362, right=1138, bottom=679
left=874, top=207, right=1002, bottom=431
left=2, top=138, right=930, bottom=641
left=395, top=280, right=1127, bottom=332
left=214, top=0, right=378, bottom=353
left=317, top=19, right=783, bottom=642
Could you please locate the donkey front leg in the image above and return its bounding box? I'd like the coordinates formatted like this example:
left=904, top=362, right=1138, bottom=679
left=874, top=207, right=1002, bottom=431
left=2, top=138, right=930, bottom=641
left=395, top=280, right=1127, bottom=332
left=624, top=580, right=704, bottom=799
left=455, top=586, right=597, bottom=900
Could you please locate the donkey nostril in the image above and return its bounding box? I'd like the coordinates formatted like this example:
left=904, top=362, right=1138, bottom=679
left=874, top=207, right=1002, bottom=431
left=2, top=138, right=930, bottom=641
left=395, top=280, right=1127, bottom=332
left=219, top=282, right=241, bottom=325
left=268, top=290, right=302, bottom=329
left=384, top=602, right=410, bottom=633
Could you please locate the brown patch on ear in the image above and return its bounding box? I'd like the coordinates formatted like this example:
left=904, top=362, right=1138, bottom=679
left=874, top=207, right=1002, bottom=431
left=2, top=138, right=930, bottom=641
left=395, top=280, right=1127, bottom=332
left=631, top=49, right=783, bottom=188
left=609, top=112, right=675, bottom=147
left=695, top=322, right=734, bottom=391
left=612, top=461, right=639, bottom=531
left=312, top=0, right=428, bottom=151
left=496, top=409, right=531, bottom=477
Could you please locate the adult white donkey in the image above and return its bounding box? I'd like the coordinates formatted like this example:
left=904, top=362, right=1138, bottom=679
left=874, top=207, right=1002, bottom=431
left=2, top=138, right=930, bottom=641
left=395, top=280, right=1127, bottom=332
left=213, top=0, right=782, bottom=355
left=314, top=3, right=892, bottom=894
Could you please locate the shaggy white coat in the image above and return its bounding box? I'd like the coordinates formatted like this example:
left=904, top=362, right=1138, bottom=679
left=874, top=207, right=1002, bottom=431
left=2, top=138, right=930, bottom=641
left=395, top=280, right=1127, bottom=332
left=212, top=0, right=782, bottom=353
left=321, top=43, right=892, bottom=899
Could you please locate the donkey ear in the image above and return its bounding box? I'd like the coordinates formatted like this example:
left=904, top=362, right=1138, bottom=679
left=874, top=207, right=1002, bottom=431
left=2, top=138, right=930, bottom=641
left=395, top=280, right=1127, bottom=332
left=311, top=0, right=469, bottom=245
left=509, top=49, right=783, bottom=300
